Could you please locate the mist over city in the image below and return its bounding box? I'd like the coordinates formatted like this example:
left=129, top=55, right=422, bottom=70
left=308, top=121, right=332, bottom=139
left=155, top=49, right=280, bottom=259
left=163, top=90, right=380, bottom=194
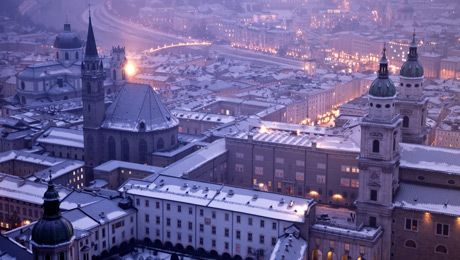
left=0, top=0, right=460, bottom=260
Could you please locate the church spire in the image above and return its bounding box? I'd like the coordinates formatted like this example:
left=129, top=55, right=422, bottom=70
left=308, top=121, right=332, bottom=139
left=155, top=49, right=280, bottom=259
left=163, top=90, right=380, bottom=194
left=42, top=170, right=61, bottom=220
left=85, top=7, right=99, bottom=60
left=408, top=29, right=418, bottom=61
left=378, top=44, right=389, bottom=79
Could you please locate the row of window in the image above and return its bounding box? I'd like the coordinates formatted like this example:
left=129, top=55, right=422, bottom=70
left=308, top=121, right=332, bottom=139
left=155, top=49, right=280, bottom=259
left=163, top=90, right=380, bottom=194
left=146, top=227, right=277, bottom=246
left=107, top=135, right=175, bottom=162
left=56, top=51, right=79, bottom=60
left=416, top=175, right=456, bottom=185
left=399, top=82, right=422, bottom=88
left=370, top=102, right=394, bottom=109
left=144, top=212, right=278, bottom=229
left=404, top=240, right=448, bottom=254
left=405, top=219, right=450, bottom=237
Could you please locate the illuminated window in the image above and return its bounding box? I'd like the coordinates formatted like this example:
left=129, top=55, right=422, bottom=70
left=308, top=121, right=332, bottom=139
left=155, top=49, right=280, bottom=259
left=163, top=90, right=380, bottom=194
left=405, top=218, right=418, bottom=231
left=316, top=175, right=326, bottom=183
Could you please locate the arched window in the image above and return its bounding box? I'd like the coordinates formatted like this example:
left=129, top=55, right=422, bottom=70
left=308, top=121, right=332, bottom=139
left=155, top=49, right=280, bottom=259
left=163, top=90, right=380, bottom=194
left=139, top=139, right=147, bottom=164
left=171, top=135, right=176, bottom=146
left=393, top=137, right=396, bottom=151
left=139, top=121, right=145, bottom=131
left=97, top=82, right=102, bottom=93
left=372, top=140, right=380, bottom=153
left=45, top=254, right=51, bottom=260
left=122, top=70, right=126, bottom=80
left=75, top=52, right=79, bottom=60
left=157, top=138, right=164, bottom=150
left=21, top=96, right=26, bottom=105
left=113, top=69, right=117, bottom=80
left=400, top=83, right=403, bottom=86
left=60, top=252, right=65, bottom=260
left=56, top=52, right=59, bottom=60
left=65, top=52, right=69, bottom=60
left=405, top=240, right=416, bottom=248
left=108, top=136, right=116, bottom=160
left=403, top=116, right=409, bottom=128
left=435, top=245, right=447, bottom=254
left=86, top=82, right=91, bottom=94
left=122, top=138, right=130, bottom=161
left=21, top=81, right=25, bottom=90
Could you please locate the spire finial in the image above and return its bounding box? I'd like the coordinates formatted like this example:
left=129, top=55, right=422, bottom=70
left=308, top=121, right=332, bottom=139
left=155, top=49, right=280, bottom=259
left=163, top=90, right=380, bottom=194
left=65, top=14, right=68, bottom=23
left=88, top=3, right=91, bottom=18
left=48, top=169, right=52, bottom=182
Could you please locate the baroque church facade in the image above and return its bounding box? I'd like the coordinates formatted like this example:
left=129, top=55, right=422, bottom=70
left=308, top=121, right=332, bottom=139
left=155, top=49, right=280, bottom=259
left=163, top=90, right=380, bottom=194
left=15, top=21, right=127, bottom=106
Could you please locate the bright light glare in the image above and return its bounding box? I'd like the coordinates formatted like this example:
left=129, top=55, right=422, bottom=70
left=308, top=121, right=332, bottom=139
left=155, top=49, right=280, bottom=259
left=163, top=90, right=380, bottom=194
left=125, top=63, right=136, bottom=76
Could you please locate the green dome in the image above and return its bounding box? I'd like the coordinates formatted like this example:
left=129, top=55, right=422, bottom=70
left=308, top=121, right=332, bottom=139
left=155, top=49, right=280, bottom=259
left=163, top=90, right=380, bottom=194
left=369, top=46, right=396, bottom=98
left=400, top=33, right=423, bottom=78
left=31, top=179, right=73, bottom=246
left=369, top=77, right=396, bottom=97
left=32, top=217, right=74, bottom=245
left=400, top=60, right=423, bottom=77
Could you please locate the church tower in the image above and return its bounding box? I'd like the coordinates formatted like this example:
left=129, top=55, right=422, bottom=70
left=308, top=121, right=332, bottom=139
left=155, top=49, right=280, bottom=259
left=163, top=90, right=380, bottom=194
left=110, top=46, right=127, bottom=92
left=31, top=174, right=74, bottom=259
left=82, top=11, right=105, bottom=172
left=396, top=32, right=428, bottom=144
left=356, top=47, right=402, bottom=260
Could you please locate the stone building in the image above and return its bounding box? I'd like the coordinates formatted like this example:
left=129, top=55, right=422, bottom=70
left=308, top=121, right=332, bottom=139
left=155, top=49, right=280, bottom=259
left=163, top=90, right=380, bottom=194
left=395, top=33, right=428, bottom=144
left=15, top=20, right=127, bottom=106
left=81, top=14, right=179, bottom=181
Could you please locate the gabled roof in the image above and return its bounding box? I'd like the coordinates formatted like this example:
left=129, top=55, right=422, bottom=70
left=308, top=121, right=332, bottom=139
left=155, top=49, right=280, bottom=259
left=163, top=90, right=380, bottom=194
left=101, top=83, right=179, bottom=132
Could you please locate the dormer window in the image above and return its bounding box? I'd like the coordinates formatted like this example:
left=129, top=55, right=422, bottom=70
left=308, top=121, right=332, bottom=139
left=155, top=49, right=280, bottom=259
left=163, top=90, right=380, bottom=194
left=139, top=121, right=145, bottom=130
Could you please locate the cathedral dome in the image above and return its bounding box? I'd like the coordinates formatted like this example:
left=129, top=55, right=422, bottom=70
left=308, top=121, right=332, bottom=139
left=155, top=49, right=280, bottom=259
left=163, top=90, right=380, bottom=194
left=32, top=217, right=74, bottom=245
left=400, top=33, right=423, bottom=78
left=31, top=179, right=73, bottom=246
left=369, top=47, right=396, bottom=98
left=53, top=22, right=82, bottom=49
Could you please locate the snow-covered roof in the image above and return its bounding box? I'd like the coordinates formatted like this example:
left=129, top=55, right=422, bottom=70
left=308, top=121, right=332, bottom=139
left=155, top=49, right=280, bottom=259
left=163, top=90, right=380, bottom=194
left=394, top=183, right=460, bottom=217
left=0, top=150, right=65, bottom=166
left=148, top=139, right=227, bottom=179
left=102, top=83, right=179, bottom=132
left=121, top=175, right=314, bottom=222
left=400, top=143, right=460, bottom=175
left=36, top=127, right=84, bottom=148
left=94, top=160, right=163, bottom=173
left=269, top=226, right=307, bottom=260
left=0, top=174, right=71, bottom=205
left=30, top=160, right=84, bottom=181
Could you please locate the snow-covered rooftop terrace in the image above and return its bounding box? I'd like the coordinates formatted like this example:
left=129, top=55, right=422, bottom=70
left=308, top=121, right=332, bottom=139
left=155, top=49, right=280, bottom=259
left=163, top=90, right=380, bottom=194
left=121, top=175, right=314, bottom=223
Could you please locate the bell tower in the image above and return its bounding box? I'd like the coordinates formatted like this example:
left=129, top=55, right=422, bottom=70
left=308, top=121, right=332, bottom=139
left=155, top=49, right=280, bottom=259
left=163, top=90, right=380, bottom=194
left=110, top=46, right=127, bottom=92
left=31, top=172, right=74, bottom=260
left=396, top=31, right=428, bottom=144
left=82, top=10, right=105, bottom=173
left=356, top=47, right=402, bottom=260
